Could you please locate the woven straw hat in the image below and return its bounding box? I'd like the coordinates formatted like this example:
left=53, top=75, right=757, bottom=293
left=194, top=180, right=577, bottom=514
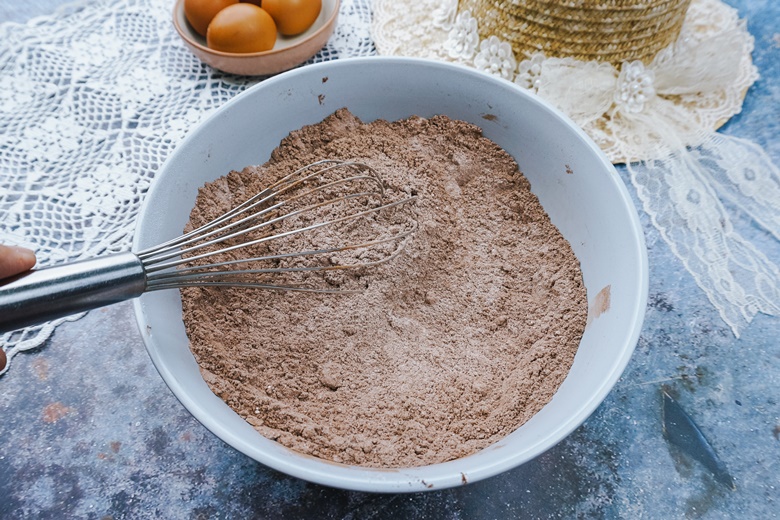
left=460, top=0, right=692, bottom=65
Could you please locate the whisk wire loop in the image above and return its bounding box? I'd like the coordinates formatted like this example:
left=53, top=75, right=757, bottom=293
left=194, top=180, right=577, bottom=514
left=143, top=185, right=381, bottom=273
left=138, top=160, right=383, bottom=264
left=145, top=214, right=417, bottom=289
left=142, top=160, right=416, bottom=292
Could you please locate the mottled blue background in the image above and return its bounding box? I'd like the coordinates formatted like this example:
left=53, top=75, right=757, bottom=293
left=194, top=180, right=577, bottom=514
left=1, top=1, right=778, bottom=518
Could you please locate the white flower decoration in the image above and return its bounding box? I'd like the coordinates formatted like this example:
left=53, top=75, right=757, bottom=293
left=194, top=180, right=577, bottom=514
left=474, top=36, right=517, bottom=80
left=444, top=10, right=480, bottom=60
left=432, top=0, right=459, bottom=31
left=615, top=60, right=656, bottom=114
left=514, top=52, right=546, bottom=91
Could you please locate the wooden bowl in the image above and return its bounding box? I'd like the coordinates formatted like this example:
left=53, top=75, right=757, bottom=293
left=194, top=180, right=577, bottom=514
left=172, top=0, right=340, bottom=76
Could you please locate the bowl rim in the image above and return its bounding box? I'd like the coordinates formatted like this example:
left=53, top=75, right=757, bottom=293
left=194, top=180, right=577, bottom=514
left=132, top=56, right=649, bottom=492
left=172, top=0, right=340, bottom=58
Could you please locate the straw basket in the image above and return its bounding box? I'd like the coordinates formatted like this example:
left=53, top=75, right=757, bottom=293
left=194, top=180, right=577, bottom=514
left=459, top=0, right=693, bottom=63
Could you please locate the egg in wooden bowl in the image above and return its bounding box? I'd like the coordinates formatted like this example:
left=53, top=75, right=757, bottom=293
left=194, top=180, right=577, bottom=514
left=173, top=0, right=340, bottom=76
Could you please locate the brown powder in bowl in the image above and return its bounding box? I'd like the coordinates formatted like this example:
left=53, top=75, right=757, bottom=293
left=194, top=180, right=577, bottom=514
left=180, top=108, right=587, bottom=468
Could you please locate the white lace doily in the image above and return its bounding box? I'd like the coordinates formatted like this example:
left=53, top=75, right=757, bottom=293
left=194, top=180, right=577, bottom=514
left=0, top=0, right=376, bottom=375
left=373, top=0, right=780, bottom=337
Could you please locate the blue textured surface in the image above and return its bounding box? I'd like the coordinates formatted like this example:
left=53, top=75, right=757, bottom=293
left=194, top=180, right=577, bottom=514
left=1, top=1, right=778, bottom=518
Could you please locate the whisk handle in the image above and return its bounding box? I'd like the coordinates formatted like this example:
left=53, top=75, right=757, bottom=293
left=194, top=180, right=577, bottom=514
left=0, top=252, right=146, bottom=333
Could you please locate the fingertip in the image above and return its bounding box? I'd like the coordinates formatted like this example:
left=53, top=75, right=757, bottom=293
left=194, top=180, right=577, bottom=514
left=12, top=246, right=37, bottom=270
left=0, top=245, right=37, bottom=279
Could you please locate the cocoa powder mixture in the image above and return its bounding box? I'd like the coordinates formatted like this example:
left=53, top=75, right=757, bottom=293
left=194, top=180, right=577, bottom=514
left=181, top=109, right=587, bottom=468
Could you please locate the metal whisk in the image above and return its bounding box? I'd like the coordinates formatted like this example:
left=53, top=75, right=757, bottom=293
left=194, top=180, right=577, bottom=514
left=0, top=160, right=416, bottom=333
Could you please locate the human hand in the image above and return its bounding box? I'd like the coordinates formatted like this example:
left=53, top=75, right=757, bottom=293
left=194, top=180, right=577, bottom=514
left=0, top=245, right=36, bottom=280
left=0, top=245, right=35, bottom=370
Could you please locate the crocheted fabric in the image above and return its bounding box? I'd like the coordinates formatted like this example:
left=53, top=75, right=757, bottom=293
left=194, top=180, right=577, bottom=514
left=0, top=0, right=376, bottom=374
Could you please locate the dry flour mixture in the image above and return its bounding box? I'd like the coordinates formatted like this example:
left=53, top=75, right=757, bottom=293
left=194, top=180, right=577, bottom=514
left=181, top=109, right=587, bottom=467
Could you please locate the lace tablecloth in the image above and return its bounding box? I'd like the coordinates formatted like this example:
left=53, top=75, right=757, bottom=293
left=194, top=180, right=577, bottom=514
left=0, top=0, right=375, bottom=373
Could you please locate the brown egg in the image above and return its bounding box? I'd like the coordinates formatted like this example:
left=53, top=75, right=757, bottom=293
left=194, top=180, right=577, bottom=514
left=261, top=0, right=322, bottom=36
left=207, top=4, right=277, bottom=53
left=0, top=348, right=6, bottom=372
left=184, top=0, right=239, bottom=37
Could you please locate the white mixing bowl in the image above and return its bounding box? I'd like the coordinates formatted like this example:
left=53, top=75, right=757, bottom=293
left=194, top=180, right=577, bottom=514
left=133, top=57, right=648, bottom=493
